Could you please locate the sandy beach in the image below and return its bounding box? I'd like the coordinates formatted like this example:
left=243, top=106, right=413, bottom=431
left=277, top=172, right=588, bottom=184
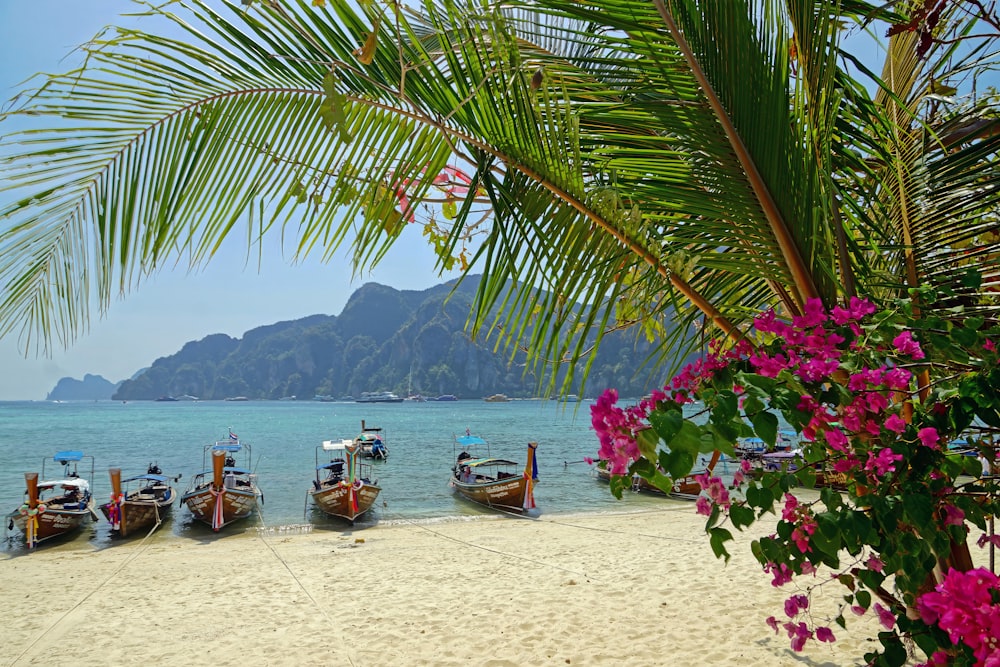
left=2, top=496, right=994, bottom=667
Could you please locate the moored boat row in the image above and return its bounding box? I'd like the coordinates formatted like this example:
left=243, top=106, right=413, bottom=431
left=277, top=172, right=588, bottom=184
left=5, top=423, right=543, bottom=549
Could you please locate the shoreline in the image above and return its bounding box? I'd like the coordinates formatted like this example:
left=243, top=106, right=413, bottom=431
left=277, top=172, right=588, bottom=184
left=7, top=500, right=990, bottom=666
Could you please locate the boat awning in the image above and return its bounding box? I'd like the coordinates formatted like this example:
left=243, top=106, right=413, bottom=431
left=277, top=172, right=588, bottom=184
left=41, top=478, right=90, bottom=489
left=212, top=443, right=242, bottom=452
left=322, top=439, right=353, bottom=451
left=464, top=458, right=517, bottom=468
left=53, top=450, right=84, bottom=462
left=194, top=467, right=252, bottom=476
left=123, top=474, right=170, bottom=483
left=455, top=435, right=487, bottom=447
left=762, top=449, right=803, bottom=460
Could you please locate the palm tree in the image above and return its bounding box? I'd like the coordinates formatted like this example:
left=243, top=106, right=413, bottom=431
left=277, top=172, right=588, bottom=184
left=1, top=0, right=997, bottom=398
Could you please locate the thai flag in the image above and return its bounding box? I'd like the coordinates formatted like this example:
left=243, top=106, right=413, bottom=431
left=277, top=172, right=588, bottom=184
left=229, top=430, right=238, bottom=441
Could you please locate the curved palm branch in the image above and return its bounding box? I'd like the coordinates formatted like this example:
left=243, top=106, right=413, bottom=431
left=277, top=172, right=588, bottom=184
left=1, top=0, right=997, bottom=397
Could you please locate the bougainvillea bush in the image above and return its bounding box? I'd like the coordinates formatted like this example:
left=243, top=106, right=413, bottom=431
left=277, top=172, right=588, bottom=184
left=591, top=293, right=1000, bottom=666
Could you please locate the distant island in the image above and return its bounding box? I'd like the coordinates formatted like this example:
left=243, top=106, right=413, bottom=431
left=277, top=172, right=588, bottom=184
left=47, top=373, right=122, bottom=401
left=48, top=276, right=690, bottom=401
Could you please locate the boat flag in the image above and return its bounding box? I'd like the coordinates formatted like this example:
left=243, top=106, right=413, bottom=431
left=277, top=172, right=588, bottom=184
left=229, top=430, right=238, bottom=442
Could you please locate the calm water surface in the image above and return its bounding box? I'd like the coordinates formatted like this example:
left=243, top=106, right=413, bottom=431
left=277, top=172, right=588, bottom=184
left=1, top=399, right=709, bottom=553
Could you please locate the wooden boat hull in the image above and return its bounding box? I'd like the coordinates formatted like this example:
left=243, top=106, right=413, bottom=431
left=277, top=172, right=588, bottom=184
left=100, top=493, right=175, bottom=538
left=450, top=475, right=531, bottom=513
left=310, top=481, right=381, bottom=522
left=8, top=504, right=97, bottom=545
left=181, top=485, right=259, bottom=530
left=595, top=451, right=720, bottom=500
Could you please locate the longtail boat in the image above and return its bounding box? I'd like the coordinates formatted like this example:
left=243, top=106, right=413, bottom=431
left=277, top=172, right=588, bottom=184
left=355, top=420, right=389, bottom=460
left=5, top=451, right=98, bottom=548
left=100, top=464, right=181, bottom=538
left=308, top=439, right=381, bottom=522
left=181, top=431, right=261, bottom=531
left=450, top=434, right=538, bottom=513
left=594, top=450, right=722, bottom=500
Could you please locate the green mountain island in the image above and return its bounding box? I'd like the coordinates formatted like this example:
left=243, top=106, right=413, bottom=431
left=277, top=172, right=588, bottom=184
left=63, top=276, right=690, bottom=401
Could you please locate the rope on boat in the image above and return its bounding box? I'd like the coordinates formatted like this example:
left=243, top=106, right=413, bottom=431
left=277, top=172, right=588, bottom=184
left=253, top=506, right=357, bottom=667
left=9, top=514, right=163, bottom=667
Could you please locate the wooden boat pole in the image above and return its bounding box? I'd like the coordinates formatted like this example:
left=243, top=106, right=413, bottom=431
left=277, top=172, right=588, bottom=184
left=25, top=472, right=39, bottom=509
left=24, top=473, right=40, bottom=548
left=110, top=468, right=122, bottom=497
left=212, top=450, right=226, bottom=490
left=524, top=443, right=538, bottom=480
left=211, top=449, right=227, bottom=531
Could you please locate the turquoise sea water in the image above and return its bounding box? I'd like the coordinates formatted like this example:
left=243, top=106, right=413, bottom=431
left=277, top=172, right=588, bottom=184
left=1, top=398, right=710, bottom=553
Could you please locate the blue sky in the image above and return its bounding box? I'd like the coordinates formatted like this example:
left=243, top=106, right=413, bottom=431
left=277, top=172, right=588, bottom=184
left=0, top=1, right=461, bottom=400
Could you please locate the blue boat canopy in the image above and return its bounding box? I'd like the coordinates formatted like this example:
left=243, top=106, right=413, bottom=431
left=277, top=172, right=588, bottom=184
left=53, top=450, right=84, bottom=462
left=212, top=443, right=242, bottom=452
left=456, top=435, right=487, bottom=447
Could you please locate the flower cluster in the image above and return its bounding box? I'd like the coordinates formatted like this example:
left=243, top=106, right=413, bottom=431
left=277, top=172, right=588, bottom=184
left=917, top=568, right=1000, bottom=666
left=590, top=296, right=1000, bottom=666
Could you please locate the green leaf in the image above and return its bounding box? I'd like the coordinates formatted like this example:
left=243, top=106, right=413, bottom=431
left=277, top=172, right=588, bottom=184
left=635, top=427, right=660, bottom=463
left=709, top=526, right=734, bottom=562
left=659, top=448, right=696, bottom=480
left=712, top=390, right=739, bottom=421
left=902, top=493, right=934, bottom=527
left=960, top=268, right=983, bottom=289
left=746, top=484, right=775, bottom=511
left=749, top=411, right=778, bottom=447
left=649, top=409, right=683, bottom=447
left=728, top=503, right=756, bottom=529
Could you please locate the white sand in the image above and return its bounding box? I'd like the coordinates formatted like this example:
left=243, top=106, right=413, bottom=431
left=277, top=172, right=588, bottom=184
left=2, top=497, right=995, bottom=667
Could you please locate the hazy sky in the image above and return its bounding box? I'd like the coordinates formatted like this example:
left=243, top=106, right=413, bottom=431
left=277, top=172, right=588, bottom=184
left=0, top=1, right=461, bottom=400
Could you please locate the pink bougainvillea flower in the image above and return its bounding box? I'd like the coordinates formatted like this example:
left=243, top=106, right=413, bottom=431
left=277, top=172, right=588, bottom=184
left=942, top=504, right=965, bottom=526
left=892, top=330, right=926, bottom=359
left=978, top=533, right=1000, bottom=549
left=783, top=621, right=813, bottom=652
left=984, top=338, right=995, bottom=352
left=866, top=448, right=902, bottom=476
left=874, top=602, right=896, bottom=630
left=764, top=561, right=794, bottom=587
left=866, top=555, right=885, bottom=573
left=882, top=367, right=912, bottom=391
left=824, top=427, right=850, bottom=453
left=917, top=427, right=941, bottom=450
left=784, top=594, right=809, bottom=618
left=815, top=626, right=835, bottom=643
left=695, top=495, right=712, bottom=516
left=884, top=413, right=906, bottom=434
left=916, top=567, right=1000, bottom=663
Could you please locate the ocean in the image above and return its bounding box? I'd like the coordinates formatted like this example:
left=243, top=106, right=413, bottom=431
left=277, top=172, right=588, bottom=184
left=1, top=398, right=709, bottom=553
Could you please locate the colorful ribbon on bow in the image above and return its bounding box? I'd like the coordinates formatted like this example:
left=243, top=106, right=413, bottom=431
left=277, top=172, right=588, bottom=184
left=210, top=487, right=226, bottom=531
left=107, top=492, right=124, bottom=530
left=23, top=504, right=40, bottom=548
